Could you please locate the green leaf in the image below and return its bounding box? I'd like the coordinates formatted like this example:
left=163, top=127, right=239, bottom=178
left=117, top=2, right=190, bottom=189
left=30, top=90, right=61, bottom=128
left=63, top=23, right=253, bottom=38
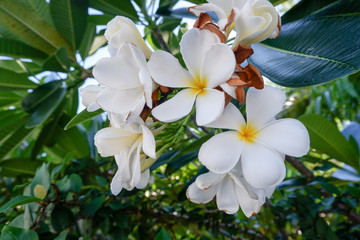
left=0, top=123, right=35, bottom=160
left=0, top=196, right=39, bottom=214
left=50, top=0, right=89, bottom=50
left=22, top=80, right=66, bottom=128
left=154, top=228, right=172, bottom=240
left=79, top=22, right=96, bottom=60
left=42, top=46, right=71, bottom=72
left=249, top=15, right=360, bottom=87
left=0, top=0, right=73, bottom=56
left=0, top=92, right=23, bottom=108
left=64, top=108, right=104, bottom=130
left=54, top=230, right=68, bottom=240
left=0, top=114, right=27, bottom=143
left=281, top=0, right=338, bottom=24
left=89, top=0, right=138, bottom=20
left=299, top=114, right=359, bottom=171
left=0, top=38, right=47, bottom=59
left=50, top=206, right=74, bottom=233
left=30, top=163, right=51, bottom=198
left=0, top=226, right=39, bottom=240
left=81, top=196, right=105, bottom=216
left=88, top=14, right=114, bottom=25
left=18, top=0, right=54, bottom=26
left=0, top=158, right=42, bottom=177
left=0, top=60, right=42, bottom=74
left=0, top=69, right=37, bottom=91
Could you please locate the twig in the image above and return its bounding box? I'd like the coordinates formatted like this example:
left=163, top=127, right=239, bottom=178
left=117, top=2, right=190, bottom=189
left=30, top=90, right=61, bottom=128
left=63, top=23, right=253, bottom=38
left=285, top=156, right=313, bottom=178
left=153, top=28, right=171, bottom=53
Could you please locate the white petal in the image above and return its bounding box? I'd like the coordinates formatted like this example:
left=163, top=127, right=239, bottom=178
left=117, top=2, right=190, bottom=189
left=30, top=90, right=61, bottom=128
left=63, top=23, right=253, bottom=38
left=206, top=102, right=245, bottom=131
left=106, top=16, right=152, bottom=58
left=148, top=50, right=193, bottom=88
left=87, top=102, right=100, bottom=112
left=228, top=168, right=258, bottom=199
left=195, top=89, right=225, bottom=126
left=139, top=67, right=154, bottom=108
left=220, top=82, right=237, bottom=99
left=186, top=182, right=219, bottom=204
left=110, top=169, right=123, bottom=196
left=257, top=119, right=310, bottom=157
left=96, top=87, right=144, bottom=115
left=136, top=169, right=150, bottom=189
left=128, top=142, right=142, bottom=189
left=152, top=88, right=197, bottom=122
left=79, top=85, right=102, bottom=108
left=216, top=176, right=239, bottom=214
left=124, top=95, right=146, bottom=123
left=241, top=143, right=286, bottom=188
left=246, top=85, right=286, bottom=129
left=141, top=125, right=156, bottom=159
left=180, top=28, right=220, bottom=77
left=94, top=128, right=139, bottom=157
left=234, top=184, right=260, bottom=217
left=199, top=131, right=243, bottom=174
left=201, top=44, right=235, bottom=88
left=189, top=3, right=227, bottom=19
left=93, top=45, right=145, bottom=89
left=195, top=172, right=225, bottom=190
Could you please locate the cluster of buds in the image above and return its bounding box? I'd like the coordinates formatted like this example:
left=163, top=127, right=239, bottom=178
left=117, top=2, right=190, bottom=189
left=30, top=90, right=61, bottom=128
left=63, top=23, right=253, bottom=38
left=80, top=0, right=309, bottom=217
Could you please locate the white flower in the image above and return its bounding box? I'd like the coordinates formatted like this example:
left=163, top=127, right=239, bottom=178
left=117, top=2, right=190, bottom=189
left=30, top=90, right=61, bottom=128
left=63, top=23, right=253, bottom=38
left=199, top=85, right=310, bottom=188
left=93, top=43, right=155, bottom=122
left=94, top=114, right=156, bottom=195
left=187, top=162, right=275, bottom=216
left=148, top=28, right=236, bottom=126
left=79, top=85, right=103, bottom=112
left=189, top=0, right=246, bottom=30
left=189, top=0, right=280, bottom=46
left=234, top=0, right=280, bottom=46
left=105, top=16, right=152, bottom=58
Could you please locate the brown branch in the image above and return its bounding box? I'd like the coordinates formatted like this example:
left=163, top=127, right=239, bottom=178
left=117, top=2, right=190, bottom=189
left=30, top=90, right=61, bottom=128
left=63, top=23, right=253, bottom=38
left=152, top=28, right=171, bottom=53
left=285, top=156, right=313, bottom=178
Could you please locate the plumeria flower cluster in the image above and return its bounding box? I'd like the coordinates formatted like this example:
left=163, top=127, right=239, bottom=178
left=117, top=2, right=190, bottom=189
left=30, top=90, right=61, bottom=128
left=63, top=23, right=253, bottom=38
left=79, top=0, right=310, bottom=217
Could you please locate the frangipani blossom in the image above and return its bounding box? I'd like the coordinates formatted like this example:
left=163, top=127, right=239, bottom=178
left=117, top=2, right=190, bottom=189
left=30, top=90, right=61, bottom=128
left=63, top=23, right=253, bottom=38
left=79, top=85, right=103, bottom=112
left=189, top=0, right=280, bottom=46
left=199, top=85, right=310, bottom=188
left=105, top=16, right=152, bottom=58
left=94, top=114, right=156, bottom=195
left=187, top=163, right=275, bottom=216
left=189, top=0, right=246, bottom=30
left=148, top=28, right=236, bottom=126
left=93, top=43, right=156, bottom=122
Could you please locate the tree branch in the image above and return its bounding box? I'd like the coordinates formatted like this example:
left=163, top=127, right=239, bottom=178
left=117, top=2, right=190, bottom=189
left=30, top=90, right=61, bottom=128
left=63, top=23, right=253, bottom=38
left=152, top=28, right=171, bottom=53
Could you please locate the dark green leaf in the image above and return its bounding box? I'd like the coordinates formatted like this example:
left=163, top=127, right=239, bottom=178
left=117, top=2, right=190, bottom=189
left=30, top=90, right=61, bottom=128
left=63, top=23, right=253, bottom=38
left=154, top=228, right=172, bottom=240
left=42, top=46, right=71, bottom=72
left=18, top=0, right=54, bottom=26
left=88, top=14, right=114, bottom=25
left=89, top=0, right=138, bottom=20
left=50, top=206, right=74, bottom=233
left=166, top=151, right=198, bottom=175
left=299, top=114, right=359, bottom=171
left=0, top=38, right=47, bottom=59
left=249, top=15, right=360, bottom=87
left=0, top=0, right=73, bottom=56
left=0, top=158, right=42, bottom=177
left=0, top=226, right=39, bottom=240
left=0, top=196, right=39, bottom=214
left=64, top=108, right=104, bottom=130
left=79, top=22, right=96, bottom=60
left=81, top=196, right=105, bottom=216
left=50, top=0, right=89, bottom=50
left=0, top=69, right=37, bottom=91
left=0, top=60, right=42, bottom=75
left=30, top=163, right=51, bottom=198
left=0, top=113, right=28, bottom=143
left=54, top=230, right=68, bottom=240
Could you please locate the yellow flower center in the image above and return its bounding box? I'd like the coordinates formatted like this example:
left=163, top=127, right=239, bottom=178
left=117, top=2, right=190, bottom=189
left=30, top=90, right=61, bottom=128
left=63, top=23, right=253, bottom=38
left=238, top=124, right=258, bottom=143
left=190, top=75, right=207, bottom=95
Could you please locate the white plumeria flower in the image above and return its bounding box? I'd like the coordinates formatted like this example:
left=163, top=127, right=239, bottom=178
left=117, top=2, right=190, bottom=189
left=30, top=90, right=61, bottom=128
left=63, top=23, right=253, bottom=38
left=187, top=162, right=275, bottom=216
left=79, top=85, right=103, bottom=112
left=199, top=85, right=310, bottom=188
left=234, top=0, right=280, bottom=46
left=94, top=114, right=156, bottom=195
left=105, top=16, right=152, bottom=58
left=189, top=0, right=245, bottom=30
left=189, top=0, right=280, bottom=46
left=93, top=43, right=155, bottom=122
left=148, top=28, right=236, bottom=126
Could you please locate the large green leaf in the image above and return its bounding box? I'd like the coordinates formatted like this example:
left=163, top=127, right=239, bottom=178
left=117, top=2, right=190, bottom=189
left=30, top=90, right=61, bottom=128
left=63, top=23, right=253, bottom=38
left=0, top=113, right=28, bottom=144
left=18, top=0, right=54, bottom=26
left=249, top=15, right=360, bottom=87
left=64, top=108, right=104, bottom=130
left=22, top=80, right=67, bottom=128
left=0, top=158, right=42, bottom=177
left=50, top=0, right=89, bottom=50
left=79, top=22, right=96, bottom=60
left=89, top=0, right=138, bottom=20
left=0, top=0, right=73, bottom=55
left=299, top=114, right=359, bottom=171
left=0, top=60, right=42, bottom=74
left=0, top=69, right=37, bottom=91
left=0, top=38, right=47, bottom=59
left=42, top=46, right=71, bottom=72
left=0, top=226, right=39, bottom=240
left=0, top=92, right=24, bottom=108
left=0, top=196, right=39, bottom=213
